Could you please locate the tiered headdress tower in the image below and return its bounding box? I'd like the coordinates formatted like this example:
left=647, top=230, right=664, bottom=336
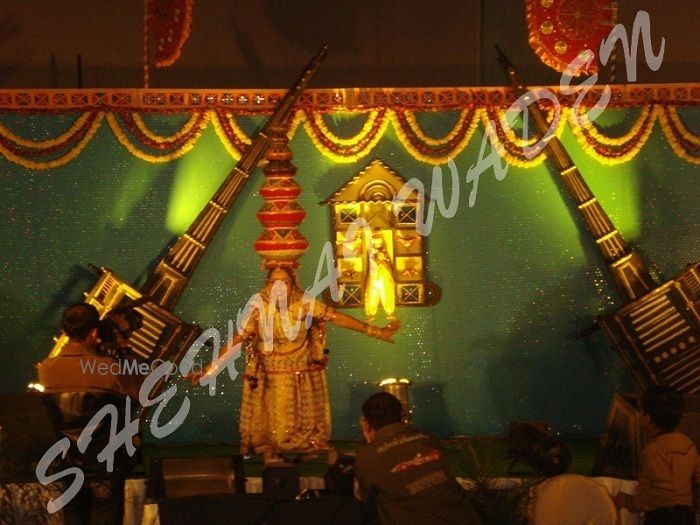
left=253, top=125, right=308, bottom=267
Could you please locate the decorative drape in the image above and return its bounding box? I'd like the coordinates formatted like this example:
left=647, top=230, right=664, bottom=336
left=148, top=0, right=195, bottom=67
left=525, top=0, right=616, bottom=74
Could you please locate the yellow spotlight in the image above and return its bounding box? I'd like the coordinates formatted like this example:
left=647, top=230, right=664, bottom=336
left=27, top=383, right=45, bottom=392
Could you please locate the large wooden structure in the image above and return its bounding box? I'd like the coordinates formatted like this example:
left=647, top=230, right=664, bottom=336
left=47, top=48, right=328, bottom=386
left=498, top=48, right=700, bottom=393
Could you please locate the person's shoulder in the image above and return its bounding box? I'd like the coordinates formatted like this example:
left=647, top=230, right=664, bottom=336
left=408, top=426, right=437, bottom=439
left=400, top=425, right=440, bottom=445
left=646, top=431, right=698, bottom=454
left=56, top=340, right=102, bottom=358
left=642, top=432, right=668, bottom=453
left=38, top=347, right=107, bottom=368
left=355, top=442, right=376, bottom=468
left=77, top=353, right=119, bottom=367
left=675, top=430, right=694, bottom=440
left=669, top=430, right=698, bottom=450
left=357, top=439, right=378, bottom=455
left=36, top=356, right=57, bottom=382
left=36, top=355, right=55, bottom=367
left=654, top=430, right=693, bottom=444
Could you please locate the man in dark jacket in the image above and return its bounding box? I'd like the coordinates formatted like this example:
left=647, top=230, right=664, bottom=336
left=354, top=392, right=481, bottom=524
left=37, top=303, right=143, bottom=524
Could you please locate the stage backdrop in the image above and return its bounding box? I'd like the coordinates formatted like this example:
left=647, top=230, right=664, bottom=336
left=0, top=86, right=698, bottom=443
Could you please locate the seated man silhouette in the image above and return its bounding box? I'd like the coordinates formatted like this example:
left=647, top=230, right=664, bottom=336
left=37, top=303, right=143, bottom=525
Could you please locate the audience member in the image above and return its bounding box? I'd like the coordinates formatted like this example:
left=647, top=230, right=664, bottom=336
left=353, top=392, right=481, bottom=524
left=528, top=474, right=618, bottom=524
left=37, top=303, right=143, bottom=525
left=615, top=386, right=700, bottom=525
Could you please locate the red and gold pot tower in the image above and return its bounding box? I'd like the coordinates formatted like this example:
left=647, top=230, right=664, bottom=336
left=253, top=125, right=308, bottom=267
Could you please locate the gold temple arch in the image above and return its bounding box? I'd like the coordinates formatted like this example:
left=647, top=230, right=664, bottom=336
left=323, top=158, right=440, bottom=317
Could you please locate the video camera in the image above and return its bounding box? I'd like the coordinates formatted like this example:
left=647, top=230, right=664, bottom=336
left=97, top=306, right=143, bottom=359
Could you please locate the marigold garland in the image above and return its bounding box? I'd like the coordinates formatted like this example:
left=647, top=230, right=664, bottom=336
left=485, top=106, right=567, bottom=165
left=0, top=111, right=100, bottom=158
left=286, top=108, right=305, bottom=140
left=215, top=109, right=252, bottom=148
left=492, top=108, right=540, bottom=150
left=569, top=105, right=654, bottom=147
left=0, top=111, right=95, bottom=149
left=394, top=108, right=474, bottom=146
left=302, top=108, right=388, bottom=162
left=390, top=108, right=479, bottom=164
left=130, top=111, right=206, bottom=145
left=106, top=112, right=206, bottom=162
left=1, top=104, right=699, bottom=169
left=568, top=106, right=658, bottom=165
left=308, top=110, right=383, bottom=147
left=209, top=108, right=305, bottom=160
left=480, top=110, right=547, bottom=168
left=210, top=109, right=244, bottom=160
left=0, top=112, right=104, bottom=170
left=664, top=106, right=700, bottom=148
left=658, top=105, right=700, bottom=165
left=115, top=111, right=208, bottom=151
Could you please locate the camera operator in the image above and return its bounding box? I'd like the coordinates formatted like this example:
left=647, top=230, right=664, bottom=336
left=97, top=305, right=144, bottom=361
left=37, top=303, right=144, bottom=524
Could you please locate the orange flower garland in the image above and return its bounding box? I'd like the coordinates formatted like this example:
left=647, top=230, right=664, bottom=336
left=302, top=108, right=388, bottom=162
left=0, top=103, right=698, bottom=168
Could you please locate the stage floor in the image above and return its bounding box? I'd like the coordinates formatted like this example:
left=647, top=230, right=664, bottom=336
left=122, top=474, right=641, bottom=525
left=140, top=435, right=601, bottom=479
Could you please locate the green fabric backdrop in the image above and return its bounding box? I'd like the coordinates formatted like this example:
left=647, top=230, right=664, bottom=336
left=0, top=108, right=698, bottom=443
